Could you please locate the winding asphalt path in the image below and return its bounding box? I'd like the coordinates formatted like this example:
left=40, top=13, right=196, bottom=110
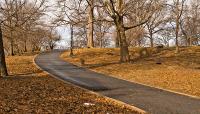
left=35, top=50, right=200, bottom=114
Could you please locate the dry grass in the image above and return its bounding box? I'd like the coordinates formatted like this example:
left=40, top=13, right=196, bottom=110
left=61, top=47, right=200, bottom=97
left=0, top=55, right=140, bottom=114
left=6, top=55, right=42, bottom=76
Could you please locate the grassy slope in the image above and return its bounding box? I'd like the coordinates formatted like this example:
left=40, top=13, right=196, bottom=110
left=0, top=55, right=140, bottom=114
left=61, top=47, right=200, bottom=97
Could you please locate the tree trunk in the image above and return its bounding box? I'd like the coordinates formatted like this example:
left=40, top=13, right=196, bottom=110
left=24, top=33, right=27, bottom=52
left=167, top=43, right=169, bottom=47
left=100, top=39, right=103, bottom=48
left=50, top=43, right=54, bottom=50
left=120, top=38, right=130, bottom=62
left=87, top=1, right=94, bottom=48
left=0, top=24, right=8, bottom=77
left=115, top=37, right=119, bottom=48
left=150, top=33, right=154, bottom=47
left=70, top=24, right=74, bottom=57
left=115, top=17, right=130, bottom=63
left=175, top=17, right=180, bottom=53
left=50, top=46, right=53, bottom=50
left=24, top=40, right=27, bottom=52
left=115, top=29, right=120, bottom=48
left=189, top=37, right=193, bottom=46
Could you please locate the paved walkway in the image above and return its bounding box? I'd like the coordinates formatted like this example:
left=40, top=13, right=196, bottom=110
left=35, top=50, right=200, bottom=114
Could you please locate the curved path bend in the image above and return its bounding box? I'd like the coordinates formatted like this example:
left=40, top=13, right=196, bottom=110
left=35, top=50, right=200, bottom=114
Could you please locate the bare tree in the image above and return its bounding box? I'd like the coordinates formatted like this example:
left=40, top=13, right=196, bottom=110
left=180, top=0, right=200, bottom=46
left=0, top=0, right=47, bottom=76
left=73, top=26, right=88, bottom=48
left=145, top=1, right=167, bottom=47
left=56, top=0, right=96, bottom=48
left=126, top=26, right=146, bottom=47
left=45, top=27, right=61, bottom=50
left=102, top=0, right=159, bottom=62
left=56, top=0, right=88, bottom=55
left=170, top=0, right=186, bottom=53
left=94, top=6, right=112, bottom=47
left=1, top=0, right=47, bottom=55
left=68, top=24, right=74, bottom=56
left=158, top=28, right=174, bottom=47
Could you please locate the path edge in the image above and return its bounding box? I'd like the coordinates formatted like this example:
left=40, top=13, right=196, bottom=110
left=33, top=54, right=147, bottom=114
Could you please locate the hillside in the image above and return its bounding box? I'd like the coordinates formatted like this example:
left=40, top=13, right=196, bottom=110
left=61, top=46, right=200, bottom=97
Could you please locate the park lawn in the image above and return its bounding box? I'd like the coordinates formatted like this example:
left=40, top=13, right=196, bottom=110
left=61, top=47, right=200, bottom=97
left=0, top=55, right=141, bottom=114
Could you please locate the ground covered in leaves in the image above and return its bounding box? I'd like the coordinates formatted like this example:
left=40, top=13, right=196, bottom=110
left=0, top=55, right=141, bottom=114
left=61, top=47, right=200, bottom=97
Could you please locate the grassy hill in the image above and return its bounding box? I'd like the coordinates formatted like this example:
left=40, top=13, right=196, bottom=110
left=61, top=46, right=200, bottom=97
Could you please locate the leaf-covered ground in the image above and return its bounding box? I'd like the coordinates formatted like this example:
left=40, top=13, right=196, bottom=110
left=0, top=55, right=141, bottom=114
left=61, top=47, right=200, bottom=97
